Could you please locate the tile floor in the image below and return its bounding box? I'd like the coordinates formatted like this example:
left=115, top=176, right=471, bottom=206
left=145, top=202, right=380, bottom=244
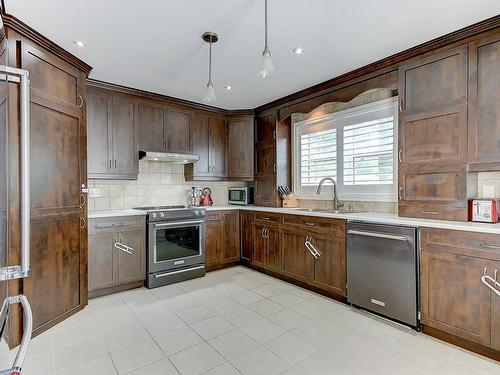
left=2, top=266, right=499, bottom=375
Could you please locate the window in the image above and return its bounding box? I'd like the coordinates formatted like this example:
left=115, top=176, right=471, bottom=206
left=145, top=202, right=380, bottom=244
left=293, top=97, right=398, bottom=202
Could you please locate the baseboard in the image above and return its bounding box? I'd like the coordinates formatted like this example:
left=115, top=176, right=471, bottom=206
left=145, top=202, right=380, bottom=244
left=89, top=281, right=144, bottom=299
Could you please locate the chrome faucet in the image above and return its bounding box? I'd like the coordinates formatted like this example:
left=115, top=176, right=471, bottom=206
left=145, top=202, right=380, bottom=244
left=316, top=177, right=343, bottom=211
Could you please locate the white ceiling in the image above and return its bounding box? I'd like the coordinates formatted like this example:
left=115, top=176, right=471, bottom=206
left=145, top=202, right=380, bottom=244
left=5, top=0, right=500, bottom=110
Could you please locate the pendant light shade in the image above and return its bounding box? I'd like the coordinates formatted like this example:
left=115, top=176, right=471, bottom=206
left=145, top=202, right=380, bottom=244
left=202, top=32, right=218, bottom=102
left=259, top=0, right=274, bottom=78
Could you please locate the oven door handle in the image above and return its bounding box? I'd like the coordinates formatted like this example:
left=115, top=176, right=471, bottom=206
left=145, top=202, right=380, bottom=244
left=153, top=220, right=204, bottom=228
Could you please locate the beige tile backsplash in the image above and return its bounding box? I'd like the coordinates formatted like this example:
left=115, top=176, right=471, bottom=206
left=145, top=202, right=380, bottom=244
left=477, top=172, right=500, bottom=198
left=88, top=160, right=245, bottom=212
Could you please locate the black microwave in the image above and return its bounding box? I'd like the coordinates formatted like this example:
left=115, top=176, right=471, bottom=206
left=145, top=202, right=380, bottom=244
left=228, top=187, right=254, bottom=205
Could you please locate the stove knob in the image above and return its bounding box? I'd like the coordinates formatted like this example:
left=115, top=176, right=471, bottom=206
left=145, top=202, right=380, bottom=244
left=200, top=211, right=206, bottom=216
left=152, top=213, right=157, bottom=218
left=160, top=212, right=165, bottom=217
left=194, top=210, right=199, bottom=216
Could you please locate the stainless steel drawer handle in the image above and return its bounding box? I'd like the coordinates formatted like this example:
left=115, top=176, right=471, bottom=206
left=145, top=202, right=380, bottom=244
left=348, top=230, right=408, bottom=242
left=259, top=216, right=271, bottom=220
left=422, top=211, right=438, bottom=215
left=304, top=240, right=318, bottom=259
left=481, top=268, right=500, bottom=297
left=114, top=241, right=133, bottom=254
left=154, top=265, right=205, bottom=278
left=304, top=222, right=315, bottom=226
left=480, top=243, right=500, bottom=250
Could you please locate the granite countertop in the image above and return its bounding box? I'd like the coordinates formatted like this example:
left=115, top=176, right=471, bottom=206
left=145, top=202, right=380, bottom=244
left=88, top=205, right=500, bottom=234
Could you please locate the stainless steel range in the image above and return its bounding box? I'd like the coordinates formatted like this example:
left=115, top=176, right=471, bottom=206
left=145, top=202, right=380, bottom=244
left=135, top=205, right=206, bottom=288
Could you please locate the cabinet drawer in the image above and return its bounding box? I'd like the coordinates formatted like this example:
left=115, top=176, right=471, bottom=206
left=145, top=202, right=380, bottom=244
left=254, top=213, right=280, bottom=223
left=89, top=216, right=145, bottom=235
left=281, top=215, right=346, bottom=237
left=206, top=213, right=222, bottom=222
left=421, top=227, right=500, bottom=260
left=398, top=204, right=467, bottom=222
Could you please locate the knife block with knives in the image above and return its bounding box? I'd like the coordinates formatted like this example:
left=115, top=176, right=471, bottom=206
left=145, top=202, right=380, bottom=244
left=278, top=185, right=299, bottom=208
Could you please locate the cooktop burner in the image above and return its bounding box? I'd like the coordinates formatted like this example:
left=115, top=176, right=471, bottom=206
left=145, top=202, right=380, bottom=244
left=134, top=205, right=186, bottom=211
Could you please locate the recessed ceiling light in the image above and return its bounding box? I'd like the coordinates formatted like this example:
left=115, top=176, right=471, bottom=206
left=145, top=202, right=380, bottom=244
left=293, top=47, right=303, bottom=55
left=225, top=85, right=232, bottom=90
left=73, top=40, right=86, bottom=47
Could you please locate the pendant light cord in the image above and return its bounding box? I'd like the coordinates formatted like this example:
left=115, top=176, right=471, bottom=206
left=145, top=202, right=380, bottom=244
left=264, top=0, right=268, bottom=49
left=208, top=40, right=212, bottom=84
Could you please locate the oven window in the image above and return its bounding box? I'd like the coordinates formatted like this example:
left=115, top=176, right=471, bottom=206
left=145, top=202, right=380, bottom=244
left=229, top=190, right=243, bottom=201
left=155, top=225, right=200, bottom=262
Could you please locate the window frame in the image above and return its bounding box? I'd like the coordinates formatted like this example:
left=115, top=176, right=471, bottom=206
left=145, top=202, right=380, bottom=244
left=292, top=97, right=398, bottom=202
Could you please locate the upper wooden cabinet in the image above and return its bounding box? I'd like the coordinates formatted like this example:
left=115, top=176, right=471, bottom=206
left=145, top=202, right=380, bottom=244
left=185, top=115, right=227, bottom=180
left=468, top=33, right=500, bottom=169
left=254, top=113, right=291, bottom=206
left=228, top=115, right=254, bottom=180
left=87, top=87, right=138, bottom=179
left=138, top=103, right=165, bottom=152
left=166, top=109, right=192, bottom=154
left=420, top=228, right=500, bottom=351
left=398, top=46, right=468, bottom=221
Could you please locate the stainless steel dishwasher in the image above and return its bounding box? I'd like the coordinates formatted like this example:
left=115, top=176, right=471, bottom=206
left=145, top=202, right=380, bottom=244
left=347, top=221, right=419, bottom=328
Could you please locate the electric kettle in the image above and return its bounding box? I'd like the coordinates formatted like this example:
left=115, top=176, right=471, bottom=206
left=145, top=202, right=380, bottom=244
left=201, top=187, right=213, bottom=206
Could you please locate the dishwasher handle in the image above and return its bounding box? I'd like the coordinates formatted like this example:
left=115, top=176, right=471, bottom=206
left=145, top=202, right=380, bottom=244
left=348, top=229, right=408, bottom=242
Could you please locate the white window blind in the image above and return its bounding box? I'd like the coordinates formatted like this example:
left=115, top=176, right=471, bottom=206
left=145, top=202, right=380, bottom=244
left=293, top=97, right=398, bottom=202
left=300, top=128, right=336, bottom=186
left=343, top=116, right=394, bottom=186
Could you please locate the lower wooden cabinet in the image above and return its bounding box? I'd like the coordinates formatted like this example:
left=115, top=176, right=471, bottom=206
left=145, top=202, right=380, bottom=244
left=253, top=222, right=280, bottom=273
left=88, top=216, right=146, bottom=296
left=240, top=211, right=254, bottom=261
left=281, top=228, right=310, bottom=283
left=205, top=210, right=240, bottom=270
left=420, top=227, right=500, bottom=351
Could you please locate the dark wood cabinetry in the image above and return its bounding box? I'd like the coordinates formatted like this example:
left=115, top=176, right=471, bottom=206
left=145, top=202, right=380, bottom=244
left=281, top=228, right=310, bottom=283
left=420, top=228, right=500, bottom=354
left=468, top=33, right=500, bottom=170
left=240, top=211, right=254, bottom=262
left=398, top=46, right=468, bottom=221
left=87, top=86, right=138, bottom=179
left=254, top=112, right=291, bottom=206
left=88, top=216, right=146, bottom=297
left=228, top=115, right=254, bottom=180
left=167, top=109, right=192, bottom=154
left=204, top=211, right=240, bottom=270
left=252, top=214, right=281, bottom=272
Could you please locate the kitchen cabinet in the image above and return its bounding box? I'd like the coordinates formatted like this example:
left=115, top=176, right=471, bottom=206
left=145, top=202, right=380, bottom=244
left=167, top=109, right=192, bottom=154
left=468, top=34, right=500, bottom=170
left=138, top=102, right=165, bottom=152
left=420, top=228, right=500, bottom=351
left=87, top=86, right=139, bottom=179
left=88, top=216, right=146, bottom=297
left=252, top=213, right=281, bottom=271
left=227, top=115, right=254, bottom=180
left=7, top=31, right=91, bottom=340
left=398, top=46, right=468, bottom=221
left=281, top=228, right=310, bottom=283
left=185, top=115, right=228, bottom=181
left=205, top=211, right=240, bottom=270
left=240, top=211, right=254, bottom=262
left=254, top=112, right=291, bottom=206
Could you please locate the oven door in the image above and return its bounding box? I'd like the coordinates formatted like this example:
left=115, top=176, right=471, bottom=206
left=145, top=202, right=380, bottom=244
left=148, top=219, right=205, bottom=273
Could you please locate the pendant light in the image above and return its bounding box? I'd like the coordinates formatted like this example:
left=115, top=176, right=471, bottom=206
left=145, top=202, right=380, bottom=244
left=202, top=31, right=218, bottom=102
left=259, top=0, right=274, bottom=78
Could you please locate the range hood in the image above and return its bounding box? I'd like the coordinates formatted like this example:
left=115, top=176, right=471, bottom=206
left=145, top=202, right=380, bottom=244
left=139, top=151, right=199, bottom=164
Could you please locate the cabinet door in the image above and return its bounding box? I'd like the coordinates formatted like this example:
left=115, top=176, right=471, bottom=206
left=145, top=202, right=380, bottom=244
left=265, top=226, right=280, bottom=273
left=240, top=211, right=254, bottom=261
left=400, top=46, right=467, bottom=115
left=112, top=96, right=138, bottom=177
left=255, top=144, right=275, bottom=177
left=205, top=221, right=223, bottom=267
left=189, top=114, right=210, bottom=176
left=138, top=103, right=165, bottom=152
left=88, top=233, right=118, bottom=291
left=118, top=230, right=146, bottom=284
left=309, top=234, right=346, bottom=296
left=252, top=223, right=266, bottom=268
left=167, top=109, right=191, bottom=154
left=491, top=260, right=500, bottom=351
left=280, top=228, right=310, bottom=283
left=255, top=113, right=276, bottom=144
left=420, top=249, right=491, bottom=347
left=209, top=117, right=227, bottom=177
left=228, top=116, right=254, bottom=179
left=468, top=35, right=500, bottom=166
left=255, top=176, right=278, bottom=207
left=223, top=212, right=240, bottom=263
left=87, top=89, right=111, bottom=176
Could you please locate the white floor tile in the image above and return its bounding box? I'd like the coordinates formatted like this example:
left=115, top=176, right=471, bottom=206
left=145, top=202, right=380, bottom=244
left=291, top=322, right=338, bottom=348
left=208, top=329, right=259, bottom=360
left=230, top=290, right=265, bottom=306
left=190, top=316, right=235, bottom=340
left=23, top=350, right=56, bottom=375
left=126, top=358, right=179, bottom=375
left=240, top=318, right=286, bottom=344
left=169, top=342, right=225, bottom=375
left=110, top=339, right=164, bottom=374
left=360, top=354, right=426, bottom=375
left=202, top=296, right=243, bottom=314
left=54, top=336, right=107, bottom=371
left=267, top=309, right=313, bottom=331
left=230, top=346, right=288, bottom=375
left=264, top=332, right=316, bottom=365
left=214, top=282, right=248, bottom=296
left=202, top=361, right=240, bottom=375
left=247, top=299, right=285, bottom=316
left=219, top=306, right=262, bottom=327
left=451, top=349, right=500, bottom=375
left=269, top=292, right=307, bottom=308
left=252, top=284, right=286, bottom=298
left=177, top=305, right=216, bottom=325
left=57, top=354, right=117, bottom=375
left=154, top=326, right=203, bottom=356
left=99, top=317, right=151, bottom=352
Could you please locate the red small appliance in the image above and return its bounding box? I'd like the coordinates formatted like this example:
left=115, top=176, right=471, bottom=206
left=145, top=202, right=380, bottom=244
left=468, top=199, right=499, bottom=223
left=200, top=187, right=213, bottom=206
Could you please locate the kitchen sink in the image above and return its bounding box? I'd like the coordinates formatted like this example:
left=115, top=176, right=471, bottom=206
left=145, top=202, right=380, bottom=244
left=294, top=208, right=366, bottom=214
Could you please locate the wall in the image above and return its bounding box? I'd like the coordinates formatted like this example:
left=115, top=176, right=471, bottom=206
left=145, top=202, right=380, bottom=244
left=88, top=160, right=245, bottom=212
left=291, top=88, right=398, bottom=213
left=477, top=172, right=500, bottom=198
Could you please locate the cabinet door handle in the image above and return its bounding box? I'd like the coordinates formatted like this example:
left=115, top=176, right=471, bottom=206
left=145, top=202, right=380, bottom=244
left=480, top=243, right=500, bottom=250
left=80, top=217, right=86, bottom=230
left=399, top=98, right=403, bottom=112
left=168, top=138, right=171, bottom=150
left=273, top=130, right=276, bottom=140
left=114, top=241, right=133, bottom=254
left=114, top=160, right=117, bottom=170
left=77, top=94, right=84, bottom=108
left=304, top=222, right=315, bottom=226
left=109, top=160, right=112, bottom=169
left=79, top=193, right=86, bottom=209
left=265, top=228, right=269, bottom=239
left=398, top=186, right=403, bottom=200
left=398, top=149, right=402, bottom=163
left=273, top=163, right=277, bottom=173
left=422, top=210, right=438, bottom=215
left=261, top=228, right=265, bottom=238
left=481, top=268, right=500, bottom=297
